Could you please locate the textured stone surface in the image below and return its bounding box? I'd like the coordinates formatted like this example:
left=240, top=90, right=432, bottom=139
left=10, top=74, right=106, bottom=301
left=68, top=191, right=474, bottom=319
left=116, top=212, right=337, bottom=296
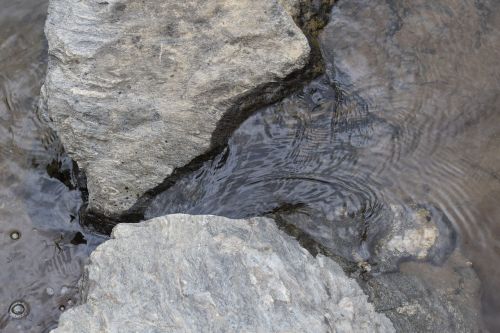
left=361, top=251, right=483, bottom=332
left=279, top=0, right=301, bottom=18
left=41, top=0, right=310, bottom=217
left=376, top=204, right=455, bottom=270
left=52, top=215, right=394, bottom=333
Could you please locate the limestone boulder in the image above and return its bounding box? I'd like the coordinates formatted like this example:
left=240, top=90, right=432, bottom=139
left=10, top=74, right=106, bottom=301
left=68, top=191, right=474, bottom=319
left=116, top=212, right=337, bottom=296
left=52, top=214, right=394, bottom=333
left=41, top=0, right=310, bottom=217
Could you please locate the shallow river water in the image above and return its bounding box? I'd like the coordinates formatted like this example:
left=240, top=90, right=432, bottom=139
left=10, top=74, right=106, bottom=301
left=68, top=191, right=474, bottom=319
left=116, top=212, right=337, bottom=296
left=1, top=0, right=500, bottom=332
left=0, top=1, right=106, bottom=332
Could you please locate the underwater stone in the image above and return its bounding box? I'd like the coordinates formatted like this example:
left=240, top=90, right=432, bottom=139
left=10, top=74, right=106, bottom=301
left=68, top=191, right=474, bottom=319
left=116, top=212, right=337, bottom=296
left=360, top=250, right=484, bottom=332
left=275, top=203, right=456, bottom=273
left=51, top=214, right=394, bottom=333
left=374, top=204, right=456, bottom=271
left=41, top=0, right=310, bottom=218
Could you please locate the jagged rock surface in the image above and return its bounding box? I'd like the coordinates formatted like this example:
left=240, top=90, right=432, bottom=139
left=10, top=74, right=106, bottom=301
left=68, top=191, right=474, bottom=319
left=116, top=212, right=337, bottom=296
left=41, top=0, right=310, bottom=217
left=52, top=215, right=394, bottom=333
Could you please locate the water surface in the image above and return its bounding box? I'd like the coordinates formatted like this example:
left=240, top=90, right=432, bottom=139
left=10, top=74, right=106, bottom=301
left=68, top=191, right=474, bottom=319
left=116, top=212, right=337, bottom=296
left=147, top=0, right=500, bottom=330
left=1, top=0, right=500, bottom=331
left=0, top=1, right=105, bottom=331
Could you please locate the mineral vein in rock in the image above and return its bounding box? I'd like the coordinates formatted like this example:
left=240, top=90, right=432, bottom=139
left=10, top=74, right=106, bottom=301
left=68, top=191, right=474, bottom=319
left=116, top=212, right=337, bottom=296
left=52, top=214, right=394, bottom=333
left=41, top=0, right=310, bottom=216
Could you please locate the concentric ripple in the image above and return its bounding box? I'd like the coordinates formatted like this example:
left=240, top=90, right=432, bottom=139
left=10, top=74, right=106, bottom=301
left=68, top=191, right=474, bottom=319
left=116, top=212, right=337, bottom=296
left=2, top=0, right=500, bottom=331
left=147, top=0, right=500, bottom=329
left=146, top=76, right=393, bottom=223
left=0, top=1, right=106, bottom=332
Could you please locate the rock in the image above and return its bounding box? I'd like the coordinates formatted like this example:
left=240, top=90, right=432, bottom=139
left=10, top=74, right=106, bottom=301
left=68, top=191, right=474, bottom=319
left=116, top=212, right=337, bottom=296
left=274, top=202, right=456, bottom=273
left=51, top=214, right=394, bottom=333
left=375, top=204, right=456, bottom=271
left=41, top=0, right=310, bottom=217
left=361, top=251, right=484, bottom=332
left=278, top=0, right=301, bottom=18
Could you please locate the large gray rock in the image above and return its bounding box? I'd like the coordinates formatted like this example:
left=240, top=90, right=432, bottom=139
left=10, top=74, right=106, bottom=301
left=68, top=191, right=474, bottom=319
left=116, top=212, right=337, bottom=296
left=41, top=0, right=310, bottom=217
left=52, top=214, right=394, bottom=333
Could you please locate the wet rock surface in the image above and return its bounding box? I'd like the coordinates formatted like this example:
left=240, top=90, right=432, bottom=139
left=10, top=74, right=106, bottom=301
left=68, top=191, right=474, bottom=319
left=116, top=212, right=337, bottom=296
left=41, top=0, right=310, bottom=217
left=52, top=215, right=394, bottom=333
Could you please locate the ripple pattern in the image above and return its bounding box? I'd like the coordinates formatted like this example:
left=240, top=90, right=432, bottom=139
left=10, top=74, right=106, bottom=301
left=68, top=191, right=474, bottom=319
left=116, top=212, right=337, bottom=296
left=0, top=2, right=106, bottom=332
left=147, top=0, right=500, bottom=329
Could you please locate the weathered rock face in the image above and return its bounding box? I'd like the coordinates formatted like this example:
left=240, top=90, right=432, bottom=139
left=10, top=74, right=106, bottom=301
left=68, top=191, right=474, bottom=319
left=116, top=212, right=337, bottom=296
left=51, top=214, right=394, bottom=333
left=41, top=0, right=310, bottom=217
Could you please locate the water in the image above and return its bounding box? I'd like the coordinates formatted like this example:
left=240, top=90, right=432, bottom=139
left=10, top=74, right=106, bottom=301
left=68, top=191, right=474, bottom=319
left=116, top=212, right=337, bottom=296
left=1, top=0, right=500, bottom=331
left=147, top=0, right=500, bottom=330
left=0, top=1, right=106, bottom=332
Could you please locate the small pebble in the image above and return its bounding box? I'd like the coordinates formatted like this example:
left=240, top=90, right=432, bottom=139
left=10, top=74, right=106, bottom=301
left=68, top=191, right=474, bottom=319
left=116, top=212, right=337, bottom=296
left=59, top=305, right=65, bottom=311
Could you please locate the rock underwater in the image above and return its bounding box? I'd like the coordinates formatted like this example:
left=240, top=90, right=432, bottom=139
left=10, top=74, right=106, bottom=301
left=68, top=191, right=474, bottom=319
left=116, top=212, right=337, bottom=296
left=51, top=215, right=394, bottom=333
left=40, top=0, right=310, bottom=218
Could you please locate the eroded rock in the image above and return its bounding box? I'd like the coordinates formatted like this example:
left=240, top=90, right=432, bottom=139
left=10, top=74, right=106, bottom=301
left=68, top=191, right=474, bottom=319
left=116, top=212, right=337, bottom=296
left=41, top=0, right=310, bottom=217
left=51, top=214, right=394, bottom=333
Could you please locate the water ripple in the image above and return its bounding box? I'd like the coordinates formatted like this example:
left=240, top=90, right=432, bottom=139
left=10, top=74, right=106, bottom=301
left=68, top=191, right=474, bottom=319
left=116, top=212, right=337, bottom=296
left=148, top=0, right=500, bottom=328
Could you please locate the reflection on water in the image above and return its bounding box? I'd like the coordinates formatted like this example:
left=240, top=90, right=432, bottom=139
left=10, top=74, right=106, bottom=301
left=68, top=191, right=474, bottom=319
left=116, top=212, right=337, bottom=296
left=2, top=0, right=500, bottom=331
left=0, top=1, right=106, bottom=332
left=323, top=0, right=500, bottom=329
left=147, top=0, right=500, bottom=330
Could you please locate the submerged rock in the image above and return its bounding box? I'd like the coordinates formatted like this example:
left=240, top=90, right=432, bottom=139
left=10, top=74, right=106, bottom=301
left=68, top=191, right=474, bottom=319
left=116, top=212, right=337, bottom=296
left=275, top=202, right=456, bottom=273
left=375, top=204, right=456, bottom=271
left=41, top=0, right=310, bottom=217
left=51, top=214, right=394, bottom=333
left=361, top=251, right=483, bottom=332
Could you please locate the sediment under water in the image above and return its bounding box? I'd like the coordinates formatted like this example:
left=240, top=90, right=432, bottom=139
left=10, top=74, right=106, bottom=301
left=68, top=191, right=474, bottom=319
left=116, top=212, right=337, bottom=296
left=1, top=0, right=500, bottom=331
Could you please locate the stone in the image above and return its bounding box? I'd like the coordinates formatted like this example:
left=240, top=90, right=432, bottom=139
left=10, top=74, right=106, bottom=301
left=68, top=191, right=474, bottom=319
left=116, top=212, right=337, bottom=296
left=51, top=214, right=394, bottom=333
left=360, top=251, right=484, bottom=332
left=376, top=204, right=456, bottom=271
left=279, top=0, right=301, bottom=18
left=274, top=202, right=456, bottom=273
left=40, top=0, right=310, bottom=217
